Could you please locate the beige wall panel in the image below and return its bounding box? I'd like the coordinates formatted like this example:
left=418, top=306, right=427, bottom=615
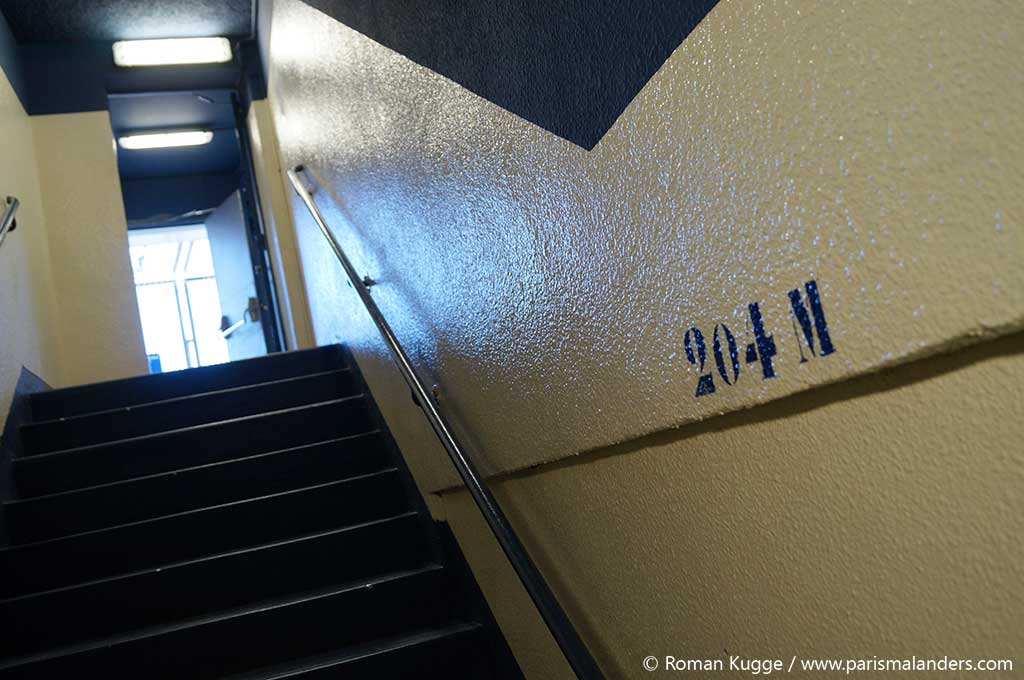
left=444, top=336, right=1024, bottom=679
left=247, top=99, right=316, bottom=350
left=0, top=70, right=62, bottom=412
left=31, top=112, right=148, bottom=387
left=442, top=488, right=576, bottom=680
left=266, top=0, right=1024, bottom=490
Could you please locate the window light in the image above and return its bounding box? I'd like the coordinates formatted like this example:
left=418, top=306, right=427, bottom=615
left=112, top=37, right=232, bottom=67
left=119, top=130, right=214, bottom=150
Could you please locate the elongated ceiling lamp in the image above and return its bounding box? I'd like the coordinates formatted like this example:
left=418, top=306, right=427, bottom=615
left=118, top=130, right=214, bottom=150
left=113, top=37, right=232, bottom=67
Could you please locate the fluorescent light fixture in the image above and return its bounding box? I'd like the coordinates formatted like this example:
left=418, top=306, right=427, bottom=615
left=112, top=37, right=232, bottom=67
left=119, top=130, right=214, bottom=150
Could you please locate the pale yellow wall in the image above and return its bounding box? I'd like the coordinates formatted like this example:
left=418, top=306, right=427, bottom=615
left=267, top=0, right=1024, bottom=492
left=260, top=0, right=1024, bottom=678
left=1, top=96, right=149, bottom=407
left=0, top=68, right=62, bottom=413
left=247, top=99, right=315, bottom=351
left=31, top=112, right=148, bottom=387
left=443, top=336, right=1024, bottom=679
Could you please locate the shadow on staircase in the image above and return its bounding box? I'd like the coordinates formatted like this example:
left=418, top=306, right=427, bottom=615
left=0, top=345, right=524, bottom=679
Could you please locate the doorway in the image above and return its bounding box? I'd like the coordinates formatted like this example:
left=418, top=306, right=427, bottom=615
left=111, top=89, right=284, bottom=373
left=129, top=224, right=229, bottom=373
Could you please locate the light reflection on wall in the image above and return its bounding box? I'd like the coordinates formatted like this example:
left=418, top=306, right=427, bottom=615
left=267, top=0, right=1024, bottom=487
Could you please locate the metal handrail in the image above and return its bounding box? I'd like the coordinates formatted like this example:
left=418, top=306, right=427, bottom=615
left=288, top=165, right=605, bottom=680
left=0, top=196, right=19, bottom=249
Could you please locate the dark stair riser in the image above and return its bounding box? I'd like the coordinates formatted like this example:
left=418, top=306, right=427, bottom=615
left=29, top=345, right=346, bottom=421
left=6, top=433, right=388, bottom=544
left=238, top=626, right=498, bottom=680
left=1, top=344, right=525, bottom=680
left=14, top=398, right=374, bottom=497
left=20, top=369, right=359, bottom=455
left=0, top=513, right=431, bottom=657
left=0, top=568, right=459, bottom=679
left=433, top=520, right=525, bottom=673
left=0, top=470, right=408, bottom=598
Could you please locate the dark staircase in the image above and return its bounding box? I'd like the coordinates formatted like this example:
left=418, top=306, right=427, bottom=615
left=0, top=345, right=523, bottom=679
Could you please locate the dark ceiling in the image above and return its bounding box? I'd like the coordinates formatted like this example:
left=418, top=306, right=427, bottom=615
left=0, top=2, right=255, bottom=224
left=108, top=89, right=240, bottom=181
left=108, top=89, right=243, bottom=224
left=0, top=0, right=253, bottom=43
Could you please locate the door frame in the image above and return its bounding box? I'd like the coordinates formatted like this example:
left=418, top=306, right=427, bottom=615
left=231, top=91, right=286, bottom=354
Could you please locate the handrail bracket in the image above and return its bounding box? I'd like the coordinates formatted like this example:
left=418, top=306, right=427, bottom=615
left=0, top=196, right=20, bottom=250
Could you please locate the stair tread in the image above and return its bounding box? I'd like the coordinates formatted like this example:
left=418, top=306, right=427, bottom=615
left=228, top=623, right=484, bottom=680
left=0, top=511, right=422, bottom=606
left=0, top=513, right=435, bottom=658
left=0, top=469, right=409, bottom=598
left=0, top=565, right=445, bottom=671
left=14, top=398, right=376, bottom=496
left=18, top=394, right=367, bottom=460
left=27, top=368, right=351, bottom=428
left=20, top=368, right=358, bottom=454
left=2, top=345, right=523, bottom=679
left=5, top=432, right=390, bottom=542
left=29, top=345, right=347, bottom=421
left=4, top=431, right=384, bottom=506
left=3, top=468, right=400, bottom=551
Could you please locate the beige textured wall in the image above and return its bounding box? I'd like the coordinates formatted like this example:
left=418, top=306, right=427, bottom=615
left=442, top=335, right=1024, bottom=678
left=0, top=69, right=61, bottom=413
left=31, top=112, right=148, bottom=387
left=261, top=0, right=1024, bottom=677
left=247, top=100, right=315, bottom=351
left=267, top=0, right=1023, bottom=492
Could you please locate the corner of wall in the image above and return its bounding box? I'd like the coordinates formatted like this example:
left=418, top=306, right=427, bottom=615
left=0, top=61, right=64, bottom=412
left=29, top=110, right=148, bottom=387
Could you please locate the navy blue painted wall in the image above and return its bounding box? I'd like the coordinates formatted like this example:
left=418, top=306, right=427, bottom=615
left=0, top=8, right=25, bottom=104
left=0, top=0, right=253, bottom=43
left=0, top=23, right=260, bottom=231
left=122, top=172, right=239, bottom=226
left=297, top=0, right=719, bottom=149
left=26, top=43, right=232, bottom=113
left=22, top=42, right=255, bottom=115
left=116, top=130, right=241, bottom=180
left=108, top=90, right=244, bottom=227
left=0, top=34, right=263, bottom=115
left=1, top=0, right=265, bottom=111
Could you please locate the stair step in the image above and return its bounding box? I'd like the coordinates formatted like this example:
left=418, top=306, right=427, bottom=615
left=0, top=344, right=524, bottom=678
left=13, top=397, right=373, bottom=497
left=20, top=369, right=358, bottom=455
left=0, top=566, right=457, bottom=679
left=0, top=469, right=408, bottom=598
left=5, top=432, right=389, bottom=543
left=0, top=513, right=431, bottom=657
left=29, top=345, right=346, bottom=421
left=232, top=624, right=496, bottom=679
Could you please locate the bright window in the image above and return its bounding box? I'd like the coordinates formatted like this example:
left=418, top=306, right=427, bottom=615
left=129, top=225, right=229, bottom=373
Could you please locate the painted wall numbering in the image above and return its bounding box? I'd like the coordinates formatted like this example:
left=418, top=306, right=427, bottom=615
left=685, top=280, right=835, bottom=398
